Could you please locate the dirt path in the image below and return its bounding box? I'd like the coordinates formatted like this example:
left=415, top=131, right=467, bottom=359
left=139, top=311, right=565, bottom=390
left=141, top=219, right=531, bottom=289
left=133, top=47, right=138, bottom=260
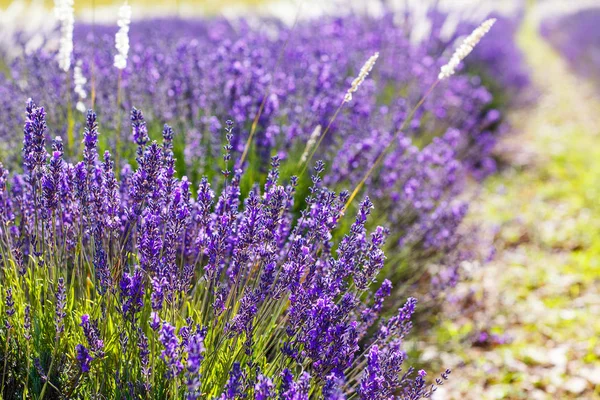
left=426, top=6, right=600, bottom=400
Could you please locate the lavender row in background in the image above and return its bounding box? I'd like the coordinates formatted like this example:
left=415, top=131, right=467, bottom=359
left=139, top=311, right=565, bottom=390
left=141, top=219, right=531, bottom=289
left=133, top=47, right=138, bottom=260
left=0, top=7, right=530, bottom=303
left=540, top=7, right=600, bottom=89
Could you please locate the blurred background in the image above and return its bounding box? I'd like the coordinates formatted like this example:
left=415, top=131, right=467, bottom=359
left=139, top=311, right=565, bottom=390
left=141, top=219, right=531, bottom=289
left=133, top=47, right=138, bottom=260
left=1, top=0, right=598, bottom=18
left=1, top=0, right=599, bottom=398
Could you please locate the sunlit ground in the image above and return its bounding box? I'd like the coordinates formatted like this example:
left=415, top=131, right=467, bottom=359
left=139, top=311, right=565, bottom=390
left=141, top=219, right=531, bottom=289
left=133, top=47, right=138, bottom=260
left=424, top=7, right=600, bottom=399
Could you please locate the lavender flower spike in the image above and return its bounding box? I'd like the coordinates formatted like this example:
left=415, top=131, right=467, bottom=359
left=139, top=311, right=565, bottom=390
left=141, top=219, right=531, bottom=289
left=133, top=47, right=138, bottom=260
left=55, top=278, right=66, bottom=338
left=131, top=107, right=149, bottom=147
left=76, top=344, right=92, bottom=373
left=4, top=287, right=15, bottom=329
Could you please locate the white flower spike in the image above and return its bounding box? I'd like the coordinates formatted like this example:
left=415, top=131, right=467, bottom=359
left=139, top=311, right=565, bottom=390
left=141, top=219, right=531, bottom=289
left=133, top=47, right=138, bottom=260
left=54, top=0, right=74, bottom=72
left=438, top=18, right=496, bottom=80
left=114, top=2, right=132, bottom=70
left=344, top=52, right=379, bottom=103
left=74, top=60, right=88, bottom=113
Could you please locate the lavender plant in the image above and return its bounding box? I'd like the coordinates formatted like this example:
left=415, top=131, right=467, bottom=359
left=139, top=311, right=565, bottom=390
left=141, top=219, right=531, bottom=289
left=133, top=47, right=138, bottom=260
left=0, top=101, right=451, bottom=398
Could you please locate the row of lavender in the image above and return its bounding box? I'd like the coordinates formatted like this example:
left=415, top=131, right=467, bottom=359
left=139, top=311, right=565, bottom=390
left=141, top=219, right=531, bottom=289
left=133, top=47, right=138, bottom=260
left=4, top=12, right=529, bottom=176
left=1, top=10, right=529, bottom=296
left=540, top=7, right=600, bottom=89
left=0, top=5, right=529, bottom=399
left=2, top=103, right=451, bottom=397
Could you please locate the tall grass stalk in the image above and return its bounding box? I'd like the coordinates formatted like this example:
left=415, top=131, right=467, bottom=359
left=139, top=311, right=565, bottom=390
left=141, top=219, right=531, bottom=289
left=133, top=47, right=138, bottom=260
left=298, top=51, right=380, bottom=176
left=343, top=17, right=497, bottom=212
left=343, top=80, right=440, bottom=213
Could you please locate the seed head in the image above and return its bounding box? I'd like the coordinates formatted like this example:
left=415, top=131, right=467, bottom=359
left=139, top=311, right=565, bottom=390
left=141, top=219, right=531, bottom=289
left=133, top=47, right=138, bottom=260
left=439, top=19, right=496, bottom=80
left=344, top=52, right=379, bottom=103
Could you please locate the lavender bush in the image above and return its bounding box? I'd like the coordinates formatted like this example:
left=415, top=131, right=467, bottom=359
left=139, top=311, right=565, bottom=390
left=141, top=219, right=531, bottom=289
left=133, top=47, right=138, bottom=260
left=0, top=101, right=452, bottom=398
left=0, top=11, right=529, bottom=299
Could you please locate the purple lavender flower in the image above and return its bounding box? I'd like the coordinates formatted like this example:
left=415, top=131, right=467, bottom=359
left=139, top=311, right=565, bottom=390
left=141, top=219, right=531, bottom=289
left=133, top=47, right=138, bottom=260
left=41, top=149, right=64, bottom=215
left=55, top=277, right=66, bottom=337
left=322, top=373, right=346, bottom=400
left=149, top=311, right=161, bottom=331
left=119, top=268, right=144, bottom=321
left=378, top=297, right=418, bottom=341
left=162, top=123, right=174, bottom=160
left=22, top=98, right=48, bottom=175
left=4, top=287, right=15, bottom=329
left=74, top=162, right=88, bottom=204
left=102, top=151, right=121, bottom=229
left=280, top=370, right=310, bottom=400
left=138, top=329, right=151, bottom=392
left=150, top=276, right=167, bottom=310
left=129, top=143, right=162, bottom=218
left=221, top=362, right=244, bottom=400
left=131, top=107, right=149, bottom=148
left=83, top=110, right=99, bottom=169
left=24, top=304, right=31, bottom=341
left=185, top=330, right=206, bottom=400
left=229, top=291, right=258, bottom=335
left=80, top=314, right=105, bottom=358
left=93, top=226, right=111, bottom=293
left=359, top=345, right=397, bottom=399
left=76, top=344, right=93, bottom=373
left=159, top=322, right=184, bottom=378
left=254, top=374, right=275, bottom=400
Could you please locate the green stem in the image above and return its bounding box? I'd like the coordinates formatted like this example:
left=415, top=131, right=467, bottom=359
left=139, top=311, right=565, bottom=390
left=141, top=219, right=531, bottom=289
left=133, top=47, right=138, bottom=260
left=39, top=337, right=60, bottom=400
left=1, top=329, right=11, bottom=398
left=66, top=73, right=75, bottom=157
left=115, top=69, right=123, bottom=175
left=22, top=342, right=30, bottom=400
left=343, top=80, right=440, bottom=213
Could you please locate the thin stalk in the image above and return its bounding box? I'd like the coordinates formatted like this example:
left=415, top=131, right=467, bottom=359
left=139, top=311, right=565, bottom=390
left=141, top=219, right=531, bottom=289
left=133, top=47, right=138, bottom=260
left=39, top=336, right=60, bottom=400
left=115, top=69, right=124, bottom=175
left=23, top=341, right=30, bottom=399
left=342, top=80, right=440, bottom=213
left=64, top=371, right=82, bottom=399
left=150, top=330, right=156, bottom=395
left=1, top=329, right=10, bottom=398
left=297, top=100, right=345, bottom=176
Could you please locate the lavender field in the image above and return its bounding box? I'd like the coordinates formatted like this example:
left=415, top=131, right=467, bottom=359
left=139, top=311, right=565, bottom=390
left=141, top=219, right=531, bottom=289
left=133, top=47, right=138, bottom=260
left=0, top=0, right=598, bottom=399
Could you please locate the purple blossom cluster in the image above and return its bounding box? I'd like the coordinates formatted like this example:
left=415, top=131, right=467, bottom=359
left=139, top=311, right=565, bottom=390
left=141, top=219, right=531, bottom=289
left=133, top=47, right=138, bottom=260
left=0, top=101, right=452, bottom=398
